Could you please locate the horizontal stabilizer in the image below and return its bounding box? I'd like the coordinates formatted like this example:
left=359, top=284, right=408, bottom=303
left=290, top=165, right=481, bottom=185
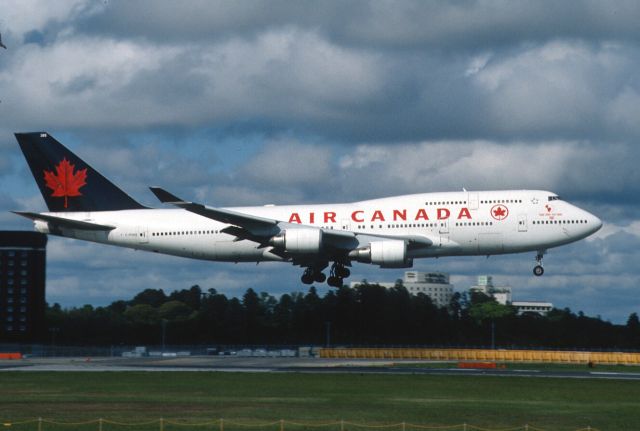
left=13, top=211, right=116, bottom=231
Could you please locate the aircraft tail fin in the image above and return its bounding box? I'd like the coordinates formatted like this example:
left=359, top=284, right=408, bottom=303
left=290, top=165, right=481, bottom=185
left=15, top=132, right=146, bottom=212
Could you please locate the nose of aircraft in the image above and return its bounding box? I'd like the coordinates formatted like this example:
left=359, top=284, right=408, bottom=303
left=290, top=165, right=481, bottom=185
left=587, top=211, right=603, bottom=235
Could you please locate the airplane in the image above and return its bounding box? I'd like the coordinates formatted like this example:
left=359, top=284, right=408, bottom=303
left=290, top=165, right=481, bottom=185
left=14, top=132, right=602, bottom=287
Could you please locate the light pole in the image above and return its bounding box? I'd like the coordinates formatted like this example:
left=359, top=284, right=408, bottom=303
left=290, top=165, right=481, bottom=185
left=491, top=320, right=495, bottom=349
left=49, top=327, right=59, bottom=345
left=161, top=319, right=168, bottom=352
left=325, top=321, right=331, bottom=347
left=49, top=327, right=60, bottom=356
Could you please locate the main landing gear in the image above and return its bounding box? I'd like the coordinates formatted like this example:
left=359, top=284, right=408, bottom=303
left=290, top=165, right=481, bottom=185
left=533, top=252, right=544, bottom=276
left=301, top=267, right=326, bottom=285
left=327, top=262, right=350, bottom=288
left=300, top=262, right=350, bottom=287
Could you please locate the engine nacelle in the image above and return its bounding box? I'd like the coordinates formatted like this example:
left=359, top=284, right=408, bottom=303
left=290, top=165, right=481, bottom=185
left=270, top=228, right=323, bottom=254
left=349, top=240, right=413, bottom=268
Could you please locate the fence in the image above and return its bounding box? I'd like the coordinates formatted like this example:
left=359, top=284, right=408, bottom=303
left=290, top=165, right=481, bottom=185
left=318, top=348, right=640, bottom=364
left=0, top=344, right=305, bottom=358
left=0, top=419, right=601, bottom=431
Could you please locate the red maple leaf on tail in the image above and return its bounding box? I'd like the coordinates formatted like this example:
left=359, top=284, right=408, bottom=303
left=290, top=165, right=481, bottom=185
left=43, top=158, right=87, bottom=209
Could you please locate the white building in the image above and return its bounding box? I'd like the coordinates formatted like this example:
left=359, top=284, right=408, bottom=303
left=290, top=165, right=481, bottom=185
left=470, top=275, right=553, bottom=316
left=351, top=271, right=454, bottom=308
left=512, top=301, right=554, bottom=316
left=470, top=275, right=512, bottom=305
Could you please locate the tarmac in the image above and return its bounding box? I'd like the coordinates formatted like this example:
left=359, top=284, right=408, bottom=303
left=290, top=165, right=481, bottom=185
left=2, top=356, right=640, bottom=380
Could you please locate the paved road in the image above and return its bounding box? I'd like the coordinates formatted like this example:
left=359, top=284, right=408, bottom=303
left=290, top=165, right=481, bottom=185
left=2, top=356, right=640, bottom=380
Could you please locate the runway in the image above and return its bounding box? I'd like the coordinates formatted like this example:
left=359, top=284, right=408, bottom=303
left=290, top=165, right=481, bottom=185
left=2, top=356, right=640, bottom=380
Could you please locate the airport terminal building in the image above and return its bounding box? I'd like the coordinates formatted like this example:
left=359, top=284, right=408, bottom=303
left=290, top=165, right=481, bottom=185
left=0, top=231, right=47, bottom=343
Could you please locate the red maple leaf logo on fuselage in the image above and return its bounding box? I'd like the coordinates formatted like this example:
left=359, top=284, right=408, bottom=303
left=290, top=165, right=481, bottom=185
left=43, top=158, right=87, bottom=209
left=491, top=204, right=509, bottom=221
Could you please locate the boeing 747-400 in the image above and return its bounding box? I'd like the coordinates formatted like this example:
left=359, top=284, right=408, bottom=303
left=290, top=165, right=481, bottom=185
left=14, top=132, right=602, bottom=287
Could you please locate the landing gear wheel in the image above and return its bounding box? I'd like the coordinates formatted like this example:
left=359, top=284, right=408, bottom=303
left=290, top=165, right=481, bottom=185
left=533, top=252, right=545, bottom=277
left=327, top=276, right=343, bottom=288
left=301, top=272, right=314, bottom=284
left=302, top=266, right=327, bottom=285
left=326, top=262, right=349, bottom=287
left=335, top=266, right=350, bottom=278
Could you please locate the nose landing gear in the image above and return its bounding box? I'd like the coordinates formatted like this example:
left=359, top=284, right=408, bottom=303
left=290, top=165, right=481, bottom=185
left=533, top=252, right=544, bottom=276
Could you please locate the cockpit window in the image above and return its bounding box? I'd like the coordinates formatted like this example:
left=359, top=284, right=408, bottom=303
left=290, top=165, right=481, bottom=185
left=548, top=195, right=561, bottom=201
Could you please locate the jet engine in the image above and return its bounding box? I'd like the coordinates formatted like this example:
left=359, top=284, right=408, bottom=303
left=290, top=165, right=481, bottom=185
left=270, top=228, right=323, bottom=254
left=349, top=240, right=413, bottom=268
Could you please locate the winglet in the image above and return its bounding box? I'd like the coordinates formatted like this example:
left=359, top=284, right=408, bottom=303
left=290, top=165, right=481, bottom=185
left=149, top=187, right=187, bottom=204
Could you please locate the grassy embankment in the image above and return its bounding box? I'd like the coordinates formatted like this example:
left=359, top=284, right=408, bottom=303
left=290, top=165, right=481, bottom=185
left=1, top=372, right=639, bottom=431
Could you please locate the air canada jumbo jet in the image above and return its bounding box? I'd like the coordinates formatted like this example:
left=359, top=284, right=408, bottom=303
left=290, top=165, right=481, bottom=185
left=14, top=132, right=602, bottom=287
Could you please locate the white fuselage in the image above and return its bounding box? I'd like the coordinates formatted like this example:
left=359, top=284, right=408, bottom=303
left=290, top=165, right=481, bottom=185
left=34, top=190, right=602, bottom=266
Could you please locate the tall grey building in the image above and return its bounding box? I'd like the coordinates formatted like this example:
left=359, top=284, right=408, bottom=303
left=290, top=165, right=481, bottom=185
left=0, top=232, right=47, bottom=342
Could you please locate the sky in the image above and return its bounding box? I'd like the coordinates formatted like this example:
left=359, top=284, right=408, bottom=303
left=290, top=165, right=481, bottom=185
left=0, top=0, right=639, bottom=322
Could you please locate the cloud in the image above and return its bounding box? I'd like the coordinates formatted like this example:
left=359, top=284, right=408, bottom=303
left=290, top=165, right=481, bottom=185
left=200, top=137, right=336, bottom=206
left=0, top=37, right=179, bottom=128
left=469, top=41, right=640, bottom=140
left=0, top=27, right=385, bottom=137
left=71, top=1, right=640, bottom=50
left=0, top=1, right=638, bottom=322
left=331, top=1, right=640, bottom=50
left=43, top=236, right=304, bottom=306
left=0, top=0, right=94, bottom=42
left=337, top=140, right=640, bottom=208
left=594, top=220, right=640, bottom=240
left=5, top=4, right=640, bottom=143
left=243, top=139, right=333, bottom=188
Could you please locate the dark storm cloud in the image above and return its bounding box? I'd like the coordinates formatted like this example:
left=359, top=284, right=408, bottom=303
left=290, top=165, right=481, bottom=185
left=5, top=2, right=640, bottom=143
left=77, top=1, right=640, bottom=50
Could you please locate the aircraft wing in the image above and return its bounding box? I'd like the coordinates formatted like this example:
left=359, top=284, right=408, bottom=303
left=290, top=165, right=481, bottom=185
left=13, top=211, right=116, bottom=231
left=359, top=233, right=433, bottom=248
left=149, top=187, right=279, bottom=236
left=149, top=187, right=433, bottom=255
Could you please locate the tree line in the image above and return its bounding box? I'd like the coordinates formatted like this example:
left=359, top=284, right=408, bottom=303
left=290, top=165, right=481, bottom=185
left=45, top=283, right=640, bottom=349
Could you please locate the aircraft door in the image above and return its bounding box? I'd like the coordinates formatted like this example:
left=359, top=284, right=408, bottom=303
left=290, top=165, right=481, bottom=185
left=340, top=218, right=352, bottom=232
left=137, top=226, right=149, bottom=244
left=439, top=219, right=449, bottom=234
left=517, top=214, right=528, bottom=232
left=439, top=219, right=450, bottom=246
left=468, top=192, right=479, bottom=210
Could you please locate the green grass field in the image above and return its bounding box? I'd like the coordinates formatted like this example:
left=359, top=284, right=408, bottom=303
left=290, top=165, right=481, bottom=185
left=393, top=361, right=640, bottom=372
left=1, top=372, right=639, bottom=431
